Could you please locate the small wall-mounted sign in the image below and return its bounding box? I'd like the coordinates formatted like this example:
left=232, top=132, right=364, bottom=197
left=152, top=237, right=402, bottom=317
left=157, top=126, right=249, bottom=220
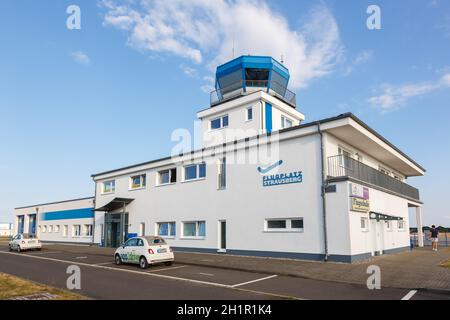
left=350, top=183, right=369, bottom=200
left=351, top=197, right=370, bottom=212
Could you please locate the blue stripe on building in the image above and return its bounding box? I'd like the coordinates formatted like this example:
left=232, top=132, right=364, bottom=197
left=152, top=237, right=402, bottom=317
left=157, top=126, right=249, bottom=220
left=41, top=208, right=94, bottom=221
left=265, top=102, right=273, bottom=133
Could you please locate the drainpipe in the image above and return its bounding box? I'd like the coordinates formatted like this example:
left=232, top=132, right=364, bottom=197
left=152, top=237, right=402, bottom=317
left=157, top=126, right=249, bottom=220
left=91, top=181, right=96, bottom=247
left=318, top=122, right=329, bottom=261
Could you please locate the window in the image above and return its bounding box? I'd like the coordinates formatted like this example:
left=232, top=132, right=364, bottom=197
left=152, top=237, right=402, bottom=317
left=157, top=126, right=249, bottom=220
left=210, top=115, right=229, bottom=130
left=130, top=174, right=146, bottom=190
left=124, top=238, right=137, bottom=247
left=102, top=180, right=115, bottom=194
left=281, top=116, right=293, bottom=129
left=48, top=225, right=53, bottom=233
left=157, top=222, right=176, bottom=237
left=139, top=223, right=145, bottom=236
left=184, top=163, right=206, bottom=181
left=265, top=218, right=303, bottom=232
left=398, top=220, right=406, bottom=231
left=73, top=225, right=81, bottom=237
left=267, top=220, right=286, bottom=229
left=361, top=217, right=369, bottom=231
left=158, top=168, right=177, bottom=185
left=84, top=224, right=93, bottom=236
left=63, top=225, right=68, bottom=237
left=182, top=221, right=205, bottom=238
left=136, top=238, right=144, bottom=246
left=246, top=107, right=253, bottom=121
left=54, top=225, right=60, bottom=233
left=218, top=157, right=226, bottom=190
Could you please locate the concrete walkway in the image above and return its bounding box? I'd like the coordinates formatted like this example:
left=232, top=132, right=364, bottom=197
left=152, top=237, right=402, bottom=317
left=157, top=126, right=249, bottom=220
left=46, top=244, right=450, bottom=292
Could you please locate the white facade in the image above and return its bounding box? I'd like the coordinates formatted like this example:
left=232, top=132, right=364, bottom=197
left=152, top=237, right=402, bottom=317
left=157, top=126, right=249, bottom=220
left=0, top=223, right=13, bottom=237
left=14, top=197, right=95, bottom=244
left=13, top=56, right=425, bottom=262
left=91, top=89, right=425, bottom=262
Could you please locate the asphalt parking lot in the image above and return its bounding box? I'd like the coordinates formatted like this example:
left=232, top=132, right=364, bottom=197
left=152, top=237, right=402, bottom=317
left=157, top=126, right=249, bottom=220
left=0, top=245, right=448, bottom=300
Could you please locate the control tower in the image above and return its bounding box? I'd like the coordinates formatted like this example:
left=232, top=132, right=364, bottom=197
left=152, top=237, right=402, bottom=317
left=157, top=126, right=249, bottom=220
left=210, top=55, right=297, bottom=108
left=198, top=55, right=305, bottom=146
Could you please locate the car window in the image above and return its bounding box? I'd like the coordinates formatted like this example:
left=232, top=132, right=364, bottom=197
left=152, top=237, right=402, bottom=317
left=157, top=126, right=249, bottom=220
left=145, top=237, right=166, bottom=245
left=124, top=238, right=137, bottom=247
left=136, top=239, right=144, bottom=246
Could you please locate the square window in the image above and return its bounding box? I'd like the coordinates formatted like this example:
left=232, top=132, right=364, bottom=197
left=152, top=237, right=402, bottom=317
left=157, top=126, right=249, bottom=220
left=210, top=115, right=229, bottom=130
left=211, top=118, right=221, bottom=130
left=185, top=165, right=197, bottom=180
left=103, top=180, right=115, bottom=193
left=159, top=170, right=170, bottom=185
left=184, top=163, right=206, bottom=181
left=130, top=174, right=146, bottom=189
left=182, top=221, right=205, bottom=238
left=183, top=222, right=196, bottom=237
left=291, top=219, right=303, bottom=229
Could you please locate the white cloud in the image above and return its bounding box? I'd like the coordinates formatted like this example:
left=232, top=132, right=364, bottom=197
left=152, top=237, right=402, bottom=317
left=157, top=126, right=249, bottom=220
left=100, top=0, right=343, bottom=89
left=344, top=50, right=373, bottom=75
left=179, top=64, right=198, bottom=78
left=368, top=73, right=450, bottom=112
left=71, top=51, right=90, bottom=65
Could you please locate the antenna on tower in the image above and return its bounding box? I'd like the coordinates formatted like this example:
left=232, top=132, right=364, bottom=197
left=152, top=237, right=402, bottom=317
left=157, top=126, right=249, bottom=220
left=232, top=31, right=235, bottom=59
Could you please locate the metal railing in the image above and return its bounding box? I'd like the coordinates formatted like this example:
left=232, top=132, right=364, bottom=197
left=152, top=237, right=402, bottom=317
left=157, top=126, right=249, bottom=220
left=210, top=80, right=297, bottom=107
left=410, top=231, right=449, bottom=247
left=327, top=155, right=420, bottom=201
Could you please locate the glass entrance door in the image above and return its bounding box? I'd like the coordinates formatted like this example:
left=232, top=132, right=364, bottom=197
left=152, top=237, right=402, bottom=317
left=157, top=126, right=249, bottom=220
left=105, top=213, right=129, bottom=247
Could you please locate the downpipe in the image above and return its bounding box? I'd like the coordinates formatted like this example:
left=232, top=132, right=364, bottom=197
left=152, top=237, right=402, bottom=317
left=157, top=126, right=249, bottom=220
left=318, top=122, right=329, bottom=262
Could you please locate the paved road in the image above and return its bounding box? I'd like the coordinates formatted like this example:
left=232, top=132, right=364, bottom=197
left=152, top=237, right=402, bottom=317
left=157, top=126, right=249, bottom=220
left=0, top=246, right=448, bottom=300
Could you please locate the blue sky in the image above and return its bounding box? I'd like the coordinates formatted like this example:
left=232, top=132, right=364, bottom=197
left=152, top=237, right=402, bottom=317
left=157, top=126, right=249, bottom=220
left=0, top=0, right=449, bottom=226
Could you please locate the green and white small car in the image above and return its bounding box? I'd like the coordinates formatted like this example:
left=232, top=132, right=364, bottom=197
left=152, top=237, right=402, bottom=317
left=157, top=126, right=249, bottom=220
left=9, top=234, right=42, bottom=252
left=114, top=236, right=174, bottom=269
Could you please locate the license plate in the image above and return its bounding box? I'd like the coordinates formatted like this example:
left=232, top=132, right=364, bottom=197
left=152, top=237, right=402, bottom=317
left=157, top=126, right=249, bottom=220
left=29, top=240, right=36, bottom=243
left=157, top=248, right=167, bottom=253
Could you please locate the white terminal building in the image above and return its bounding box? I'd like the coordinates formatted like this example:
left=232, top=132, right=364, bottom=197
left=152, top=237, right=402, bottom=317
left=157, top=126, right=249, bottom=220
left=14, top=56, right=425, bottom=262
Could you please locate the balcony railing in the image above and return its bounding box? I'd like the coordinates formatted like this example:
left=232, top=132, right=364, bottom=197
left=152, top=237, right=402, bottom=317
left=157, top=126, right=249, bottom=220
left=210, top=80, right=297, bottom=107
left=327, top=155, right=420, bottom=201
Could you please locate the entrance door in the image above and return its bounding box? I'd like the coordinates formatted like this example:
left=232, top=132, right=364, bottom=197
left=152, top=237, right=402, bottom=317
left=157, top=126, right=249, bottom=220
left=105, top=213, right=129, bottom=247
left=218, top=220, right=226, bottom=252
left=372, top=220, right=384, bottom=255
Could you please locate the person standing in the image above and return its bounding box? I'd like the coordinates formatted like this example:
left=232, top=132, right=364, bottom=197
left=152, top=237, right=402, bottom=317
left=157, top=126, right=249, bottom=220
left=430, top=225, right=439, bottom=251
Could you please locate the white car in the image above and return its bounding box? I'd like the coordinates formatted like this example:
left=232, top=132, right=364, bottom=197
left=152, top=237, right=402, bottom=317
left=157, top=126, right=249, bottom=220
left=114, top=236, right=175, bottom=269
left=9, top=234, right=42, bottom=252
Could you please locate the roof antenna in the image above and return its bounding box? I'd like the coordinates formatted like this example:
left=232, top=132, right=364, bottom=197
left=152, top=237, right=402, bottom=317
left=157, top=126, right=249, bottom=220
left=281, top=54, right=284, bottom=64
left=232, top=29, right=235, bottom=59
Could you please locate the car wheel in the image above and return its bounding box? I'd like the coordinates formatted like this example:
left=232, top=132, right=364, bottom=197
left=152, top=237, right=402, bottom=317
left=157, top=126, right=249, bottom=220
left=139, top=256, right=148, bottom=269
left=115, top=254, right=122, bottom=265
left=165, top=261, right=174, bottom=266
left=17, top=246, right=21, bottom=253
left=8, top=245, right=12, bottom=252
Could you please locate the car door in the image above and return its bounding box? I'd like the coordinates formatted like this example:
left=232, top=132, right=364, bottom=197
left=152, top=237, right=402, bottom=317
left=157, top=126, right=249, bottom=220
left=120, top=238, right=136, bottom=263
left=13, top=235, right=21, bottom=249
left=127, top=238, right=141, bottom=264
left=10, top=235, right=18, bottom=249
left=135, top=238, right=146, bottom=257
